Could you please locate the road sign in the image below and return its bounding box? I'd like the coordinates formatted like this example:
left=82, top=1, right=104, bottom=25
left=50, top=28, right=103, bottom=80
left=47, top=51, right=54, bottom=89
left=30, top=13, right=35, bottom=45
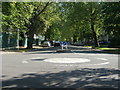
left=62, top=42, right=67, bottom=46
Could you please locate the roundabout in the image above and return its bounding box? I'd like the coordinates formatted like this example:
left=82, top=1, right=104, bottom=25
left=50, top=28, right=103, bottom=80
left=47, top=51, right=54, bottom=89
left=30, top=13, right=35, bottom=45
left=28, top=57, right=110, bottom=66
left=44, top=58, right=90, bottom=63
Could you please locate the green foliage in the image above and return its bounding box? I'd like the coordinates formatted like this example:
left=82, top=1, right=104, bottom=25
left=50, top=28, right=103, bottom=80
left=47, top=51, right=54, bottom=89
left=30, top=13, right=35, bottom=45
left=103, top=2, right=120, bottom=35
left=52, top=2, right=102, bottom=43
left=103, top=2, right=120, bottom=47
left=2, top=2, right=34, bottom=33
left=2, top=2, right=120, bottom=47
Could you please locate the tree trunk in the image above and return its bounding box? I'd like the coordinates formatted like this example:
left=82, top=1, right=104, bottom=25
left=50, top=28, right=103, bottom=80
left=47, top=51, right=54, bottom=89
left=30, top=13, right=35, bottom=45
left=91, top=24, right=99, bottom=47
left=73, top=35, right=77, bottom=43
left=90, top=3, right=99, bottom=47
left=26, top=2, right=50, bottom=49
left=27, top=31, right=34, bottom=49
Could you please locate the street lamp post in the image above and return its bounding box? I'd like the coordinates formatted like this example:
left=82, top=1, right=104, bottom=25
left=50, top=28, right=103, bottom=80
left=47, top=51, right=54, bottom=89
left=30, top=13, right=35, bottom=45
left=17, top=29, right=19, bottom=50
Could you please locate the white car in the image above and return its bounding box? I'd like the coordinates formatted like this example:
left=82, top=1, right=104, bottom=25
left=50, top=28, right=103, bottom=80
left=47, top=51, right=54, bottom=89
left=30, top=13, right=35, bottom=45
left=42, top=41, right=51, bottom=47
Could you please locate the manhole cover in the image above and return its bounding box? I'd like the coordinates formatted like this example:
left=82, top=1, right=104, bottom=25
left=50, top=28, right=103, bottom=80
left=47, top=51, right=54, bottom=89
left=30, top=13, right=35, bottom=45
left=44, top=58, right=90, bottom=63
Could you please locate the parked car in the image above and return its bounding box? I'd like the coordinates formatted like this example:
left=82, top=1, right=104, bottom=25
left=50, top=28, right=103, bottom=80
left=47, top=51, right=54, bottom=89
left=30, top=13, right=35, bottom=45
left=74, top=42, right=84, bottom=46
left=99, top=40, right=108, bottom=45
left=41, top=41, right=51, bottom=47
left=84, top=41, right=93, bottom=46
left=54, top=41, right=62, bottom=47
left=49, top=40, right=55, bottom=46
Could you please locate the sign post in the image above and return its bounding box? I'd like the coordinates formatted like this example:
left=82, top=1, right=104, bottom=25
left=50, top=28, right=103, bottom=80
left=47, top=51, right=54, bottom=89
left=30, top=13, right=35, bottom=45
left=61, top=42, right=67, bottom=50
left=17, top=29, right=19, bottom=50
left=56, top=42, right=70, bottom=53
left=61, top=44, right=63, bottom=50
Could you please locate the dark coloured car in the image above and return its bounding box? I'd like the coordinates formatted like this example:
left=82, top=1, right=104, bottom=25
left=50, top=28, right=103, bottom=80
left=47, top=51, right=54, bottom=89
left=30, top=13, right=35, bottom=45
left=54, top=41, right=61, bottom=47
left=99, top=40, right=108, bottom=45
left=74, top=42, right=84, bottom=46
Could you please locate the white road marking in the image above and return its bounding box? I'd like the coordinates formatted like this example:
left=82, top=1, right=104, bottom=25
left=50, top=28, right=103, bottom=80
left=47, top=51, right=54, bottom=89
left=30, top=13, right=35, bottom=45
left=22, top=61, right=28, bottom=63
left=44, top=58, right=90, bottom=63
left=56, top=61, right=110, bottom=67
left=71, top=51, right=111, bottom=66
left=93, top=62, right=110, bottom=65
left=96, top=58, right=108, bottom=61
left=30, top=57, right=44, bottom=59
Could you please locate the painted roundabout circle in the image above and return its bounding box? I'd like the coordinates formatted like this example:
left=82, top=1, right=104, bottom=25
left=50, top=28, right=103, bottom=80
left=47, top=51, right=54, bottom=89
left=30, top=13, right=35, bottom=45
left=44, top=58, right=90, bottom=63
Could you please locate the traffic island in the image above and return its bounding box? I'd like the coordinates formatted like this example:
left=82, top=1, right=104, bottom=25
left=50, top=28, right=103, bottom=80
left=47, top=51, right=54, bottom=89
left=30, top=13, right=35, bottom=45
left=56, top=49, right=71, bottom=53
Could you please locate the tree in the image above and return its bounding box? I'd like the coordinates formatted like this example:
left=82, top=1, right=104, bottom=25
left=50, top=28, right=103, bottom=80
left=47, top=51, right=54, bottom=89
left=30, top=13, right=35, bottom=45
left=2, top=2, right=34, bottom=33
left=25, top=2, right=51, bottom=49
left=39, top=3, right=62, bottom=41
left=2, top=2, right=60, bottom=49
left=102, top=2, right=120, bottom=47
left=56, top=2, right=102, bottom=47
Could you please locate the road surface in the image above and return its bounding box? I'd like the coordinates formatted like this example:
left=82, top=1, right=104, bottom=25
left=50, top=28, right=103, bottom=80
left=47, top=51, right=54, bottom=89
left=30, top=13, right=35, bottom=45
left=1, top=45, right=120, bottom=88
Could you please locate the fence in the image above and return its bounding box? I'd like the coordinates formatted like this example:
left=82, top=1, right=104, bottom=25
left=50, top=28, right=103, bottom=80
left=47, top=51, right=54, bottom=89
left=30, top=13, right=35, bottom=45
left=1, top=32, right=17, bottom=50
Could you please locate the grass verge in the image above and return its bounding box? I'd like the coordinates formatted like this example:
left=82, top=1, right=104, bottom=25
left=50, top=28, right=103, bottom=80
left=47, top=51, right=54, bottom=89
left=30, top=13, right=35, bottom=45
left=95, top=47, right=120, bottom=54
left=2, top=46, right=44, bottom=52
left=84, top=46, right=120, bottom=54
left=2, top=48, right=35, bottom=52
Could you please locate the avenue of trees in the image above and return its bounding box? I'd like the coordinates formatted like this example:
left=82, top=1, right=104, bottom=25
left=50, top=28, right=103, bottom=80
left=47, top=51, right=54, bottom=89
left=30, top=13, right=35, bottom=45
left=2, top=2, right=120, bottom=49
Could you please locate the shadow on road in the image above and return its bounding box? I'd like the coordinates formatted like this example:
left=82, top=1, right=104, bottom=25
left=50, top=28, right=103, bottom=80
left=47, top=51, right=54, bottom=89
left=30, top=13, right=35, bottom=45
left=30, top=58, right=46, bottom=61
left=2, top=68, right=120, bottom=89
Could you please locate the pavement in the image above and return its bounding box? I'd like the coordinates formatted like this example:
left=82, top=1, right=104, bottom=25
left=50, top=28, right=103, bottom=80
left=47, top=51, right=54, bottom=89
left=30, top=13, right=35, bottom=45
left=1, top=45, right=120, bottom=88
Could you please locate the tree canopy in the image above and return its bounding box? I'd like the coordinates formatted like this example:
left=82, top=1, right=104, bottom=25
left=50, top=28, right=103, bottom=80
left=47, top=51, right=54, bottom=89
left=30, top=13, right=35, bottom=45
left=2, top=2, right=120, bottom=48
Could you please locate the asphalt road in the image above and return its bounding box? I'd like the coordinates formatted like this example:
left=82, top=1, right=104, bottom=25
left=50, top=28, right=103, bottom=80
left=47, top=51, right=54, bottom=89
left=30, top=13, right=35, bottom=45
left=1, top=45, right=120, bottom=88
